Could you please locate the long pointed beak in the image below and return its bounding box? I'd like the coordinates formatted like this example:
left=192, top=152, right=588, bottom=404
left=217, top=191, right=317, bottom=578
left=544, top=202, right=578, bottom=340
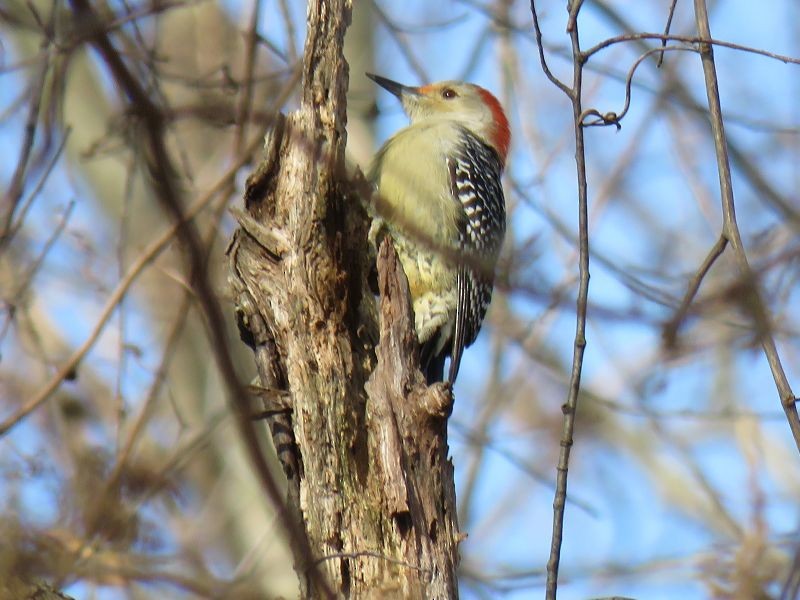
left=366, top=73, right=419, bottom=99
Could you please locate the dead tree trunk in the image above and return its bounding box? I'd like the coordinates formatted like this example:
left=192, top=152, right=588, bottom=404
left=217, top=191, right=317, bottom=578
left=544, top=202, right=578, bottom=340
left=227, top=0, right=461, bottom=597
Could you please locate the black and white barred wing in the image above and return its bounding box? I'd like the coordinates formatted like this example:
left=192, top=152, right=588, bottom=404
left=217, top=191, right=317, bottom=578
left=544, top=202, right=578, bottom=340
left=447, top=131, right=506, bottom=384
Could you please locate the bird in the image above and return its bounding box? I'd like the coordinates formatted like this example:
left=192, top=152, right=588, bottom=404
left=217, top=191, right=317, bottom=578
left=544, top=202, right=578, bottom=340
left=366, top=72, right=509, bottom=384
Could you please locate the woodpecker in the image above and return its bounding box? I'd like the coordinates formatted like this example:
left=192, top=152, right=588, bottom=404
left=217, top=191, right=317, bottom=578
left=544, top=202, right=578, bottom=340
left=366, top=73, right=509, bottom=385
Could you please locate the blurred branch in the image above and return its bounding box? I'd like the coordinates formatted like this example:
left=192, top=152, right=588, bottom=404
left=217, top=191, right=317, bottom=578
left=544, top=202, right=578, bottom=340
left=371, top=1, right=429, bottom=82
left=1, top=49, right=50, bottom=247
left=11, top=200, right=75, bottom=302
left=0, top=138, right=258, bottom=434
left=63, top=3, right=316, bottom=594
left=277, top=0, right=298, bottom=63
left=662, top=234, right=727, bottom=349
left=451, top=420, right=597, bottom=516
left=780, top=542, right=800, bottom=600
left=232, top=0, right=262, bottom=156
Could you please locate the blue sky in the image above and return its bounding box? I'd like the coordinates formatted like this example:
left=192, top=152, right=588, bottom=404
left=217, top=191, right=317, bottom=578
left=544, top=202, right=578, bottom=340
left=2, top=0, right=799, bottom=598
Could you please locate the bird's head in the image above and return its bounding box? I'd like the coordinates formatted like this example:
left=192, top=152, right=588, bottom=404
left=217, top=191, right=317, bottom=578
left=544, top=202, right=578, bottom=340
left=367, top=73, right=510, bottom=163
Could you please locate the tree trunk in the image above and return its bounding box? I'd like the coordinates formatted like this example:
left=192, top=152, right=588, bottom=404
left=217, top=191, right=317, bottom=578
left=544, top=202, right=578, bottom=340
left=226, top=0, right=461, bottom=598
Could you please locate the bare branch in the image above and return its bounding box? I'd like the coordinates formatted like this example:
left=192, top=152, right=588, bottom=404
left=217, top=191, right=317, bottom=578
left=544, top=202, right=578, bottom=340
left=544, top=1, right=591, bottom=597
left=580, top=45, right=697, bottom=128
left=657, top=0, right=679, bottom=67
left=0, top=138, right=258, bottom=432
left=662, top=234, right=728, bottom=350
left=529, top=0, right=572, bottom=97
left=693, top=0, right=800, bottom=451
left=582, top=32, right=800, bottom=65
left=1, top=50, right=50, bottom=246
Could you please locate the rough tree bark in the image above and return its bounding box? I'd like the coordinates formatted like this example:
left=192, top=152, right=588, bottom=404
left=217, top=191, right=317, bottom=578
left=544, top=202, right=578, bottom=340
left=227, top=0, right=462, bottom=598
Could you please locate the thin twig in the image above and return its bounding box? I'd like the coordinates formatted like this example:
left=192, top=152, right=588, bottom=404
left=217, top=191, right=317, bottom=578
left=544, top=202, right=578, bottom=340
left=582, top=31, right=800, bottom=64
left=451, top=420, right=597, bottom=516
left=12, top=200, right=75, bottom=301
left=105, top=290, right=195, bottom=495
left=529, top=0, right=571, bottom=97
left=657, top=0, right=679, bottom=67
left=579, top=45, right=697, bottom=128
left=566, top=0, right=583, bottom=34
left=277, top=0, right=298, bottom=63
left=662, top=234, right=728, bottom=349
left=693, top=0, right=800, bottom=451
left=588, top=3, right=800, bottom=228
left=535, top=0, right=592, bottom=596
left=232, top=0, right=262, bottom=156
left=6, top=127, right=71, bottom=243
left=1, top=49, right=50, bottom=245
left=372, top=2, right=430, bottom=82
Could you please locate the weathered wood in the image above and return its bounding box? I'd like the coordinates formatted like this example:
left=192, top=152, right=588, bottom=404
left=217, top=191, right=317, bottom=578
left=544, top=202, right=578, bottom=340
left=363, top=240, right=460, bottom=598
left=227, top=0, right=461, bottom=596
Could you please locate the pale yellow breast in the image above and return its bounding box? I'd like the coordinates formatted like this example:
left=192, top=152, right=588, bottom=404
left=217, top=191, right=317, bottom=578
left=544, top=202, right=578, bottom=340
left=370, top=121, right=462, bottom=248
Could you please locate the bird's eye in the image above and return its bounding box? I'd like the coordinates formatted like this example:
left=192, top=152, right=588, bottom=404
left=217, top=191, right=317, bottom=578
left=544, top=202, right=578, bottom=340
left=442, top=88, right=457, bottom=99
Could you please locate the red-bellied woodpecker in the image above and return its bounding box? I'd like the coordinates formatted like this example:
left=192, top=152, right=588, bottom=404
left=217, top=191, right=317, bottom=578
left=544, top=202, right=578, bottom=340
left=366, top=73, right=509, bottom=385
